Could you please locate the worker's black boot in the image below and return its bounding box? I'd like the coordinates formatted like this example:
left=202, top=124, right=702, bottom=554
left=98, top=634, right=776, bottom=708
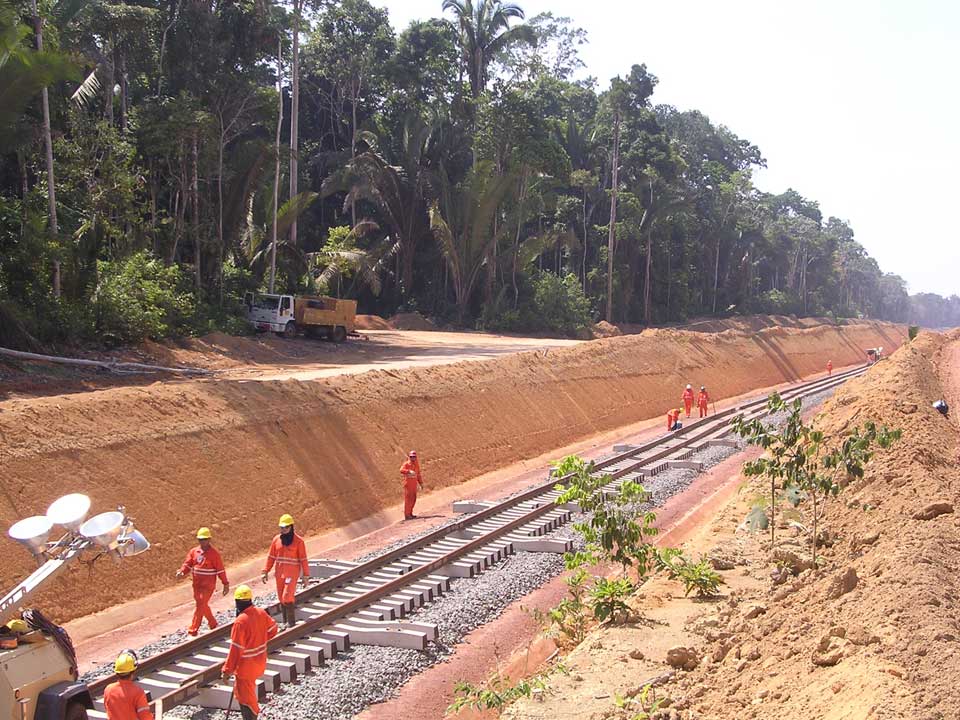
left=239, top=704, right=257, bottom=720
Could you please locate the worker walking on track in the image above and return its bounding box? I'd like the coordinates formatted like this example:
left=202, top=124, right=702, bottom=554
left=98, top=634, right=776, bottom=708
left=222, top=585, right=278, bottom=720
left=176, top=527, right=229, bottom=636
left=261, top=514, right=309, bottom=629
left=400, top=450, right=424, bottom=520
left=697, top=386, right=710, bottom=418
left=104, top=652, right=154, bottom=720
left=681, top=384, right=695, bottom=417
left=827, top=359, right=833, bottom=376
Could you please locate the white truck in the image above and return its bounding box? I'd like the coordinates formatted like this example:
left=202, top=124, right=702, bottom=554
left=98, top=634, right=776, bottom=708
left=1, top=494, right=150, bottom=720
left=244, top=293, right=357, bottom=342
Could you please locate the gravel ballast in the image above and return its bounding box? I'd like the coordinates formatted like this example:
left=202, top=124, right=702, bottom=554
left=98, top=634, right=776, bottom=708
left=82, top=385, right=838, bottom=718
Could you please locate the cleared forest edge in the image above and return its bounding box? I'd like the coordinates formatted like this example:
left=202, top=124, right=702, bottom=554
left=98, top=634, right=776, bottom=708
left=0, top=320, right=904, bottom=622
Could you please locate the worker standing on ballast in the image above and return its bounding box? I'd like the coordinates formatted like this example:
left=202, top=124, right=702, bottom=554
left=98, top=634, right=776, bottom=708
left=697, top=386, right=710, bottom=418
left=262, top=514, right=308, bottom=629
left=222, top=585, right=278, bottom=720
left=400, top=450, right=423, bottom=520
left=681, top=384, right=695, bottom=417
left=104, top=652, right=154, bottom=720
left=826, top=359, right=833, bottom=376
left=176, top=527, right=229, bottom=636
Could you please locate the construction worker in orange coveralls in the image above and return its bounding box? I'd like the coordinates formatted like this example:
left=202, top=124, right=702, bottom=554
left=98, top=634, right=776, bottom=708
left=176, top=527, right=229, bottom=636
left=222, top=585, right=278, bottom=720
left=826, top=359, right=833, bottom=376
left=666, top=408, right=682, bottom=431
left=261, top=514, right=309, bottom=629
left=681, top=384, right=695, bottom=417
left=104, top=651, right=154, bottom=720
left=697, top=386, right=710, bottom=418
left=401, top=450, right=423, bottom=520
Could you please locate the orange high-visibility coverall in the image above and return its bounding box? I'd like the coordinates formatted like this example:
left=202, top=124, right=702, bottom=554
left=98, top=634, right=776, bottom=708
left=826, top=360, right=833, bottom=376
left=681, top=388, right=695, bottom=417
left=697, top=390, right=709, bottom=418
left=263, top=534, right=309, bottom=605
left=666, top=408, right=681, bottom=431
left=223, top=605, right=278, bottom=715
left=400, top=459, right=423, bottom=517
left=180, top=545, right=228, bottom=634
left=103, top=678, right=154, bottom=720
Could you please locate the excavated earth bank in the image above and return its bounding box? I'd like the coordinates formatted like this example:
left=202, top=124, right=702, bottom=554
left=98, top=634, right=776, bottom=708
left=506, top=330, right=960, bottom=720
left=0, top=321, right=903, bottom=622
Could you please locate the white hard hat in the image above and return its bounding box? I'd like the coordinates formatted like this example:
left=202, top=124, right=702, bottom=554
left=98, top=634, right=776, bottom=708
left=686, top=384, right=692, bottom=389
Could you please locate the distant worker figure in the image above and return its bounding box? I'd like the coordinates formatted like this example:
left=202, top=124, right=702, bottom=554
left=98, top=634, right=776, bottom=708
left=681, top=384, right=695, bottom=417
left=826, top=360, right=833, bottom=376
left=400, top=450, right=424, bottom=520
left=697, top=386, right=710, bottom=418
left=222, top=585, right=278, bottom=720
left=176, top=527, right=229, bottom=636
left=104, top=652, right=154, bottom=720
left=262, top=514, right=309, bottom=629
left=667, top=408, right=683, bottom=432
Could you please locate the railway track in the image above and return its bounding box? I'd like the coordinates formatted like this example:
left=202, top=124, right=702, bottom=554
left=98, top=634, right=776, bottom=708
left=84, top=366, right=865, bottom=718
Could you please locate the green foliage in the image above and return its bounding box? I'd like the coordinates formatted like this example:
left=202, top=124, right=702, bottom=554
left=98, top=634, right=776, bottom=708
left=908, top=325, right=920, bottom=340
left=612, top=684, right=664, bottom=719
left=732, top=392, right=902, bottom=563
left=532, top=565, right=589, bottom=646
left=660, top=554, right=725, bottom=598
left=589, top=576, right=634, bottom=624
left=94, top=252, right=196, bottom=344
left=447, top=672, right=548, bottom=714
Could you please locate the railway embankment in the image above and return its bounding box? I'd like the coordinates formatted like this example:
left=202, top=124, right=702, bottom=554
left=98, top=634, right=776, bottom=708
left=0, top=320, right=905, bottom=622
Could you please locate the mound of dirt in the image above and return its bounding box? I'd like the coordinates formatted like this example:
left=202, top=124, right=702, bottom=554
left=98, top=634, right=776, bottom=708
left=0, top=321, right=905, bottom=622
left=389, top=312, right=437, bottom=331
left=592, top=320, right=622, bottom=338
left=355, top=314, right=393, bottom=331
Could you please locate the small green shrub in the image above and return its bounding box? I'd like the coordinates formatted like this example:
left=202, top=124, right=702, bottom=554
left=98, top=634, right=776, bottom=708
left=94, top=251, right=195, bottom=343
left=589, top=576, right=634, bottom=624
left=667, top=556, right=725, bottom=598
left=908, top=325, right=920, bottom=340
left=447, top=673, right=549, bottom=713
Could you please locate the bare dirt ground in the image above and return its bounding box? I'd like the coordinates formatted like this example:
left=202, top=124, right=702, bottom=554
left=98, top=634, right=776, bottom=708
left=0, top=320, right=904, bottom=624
left=504, top=330, right=960, bottom=720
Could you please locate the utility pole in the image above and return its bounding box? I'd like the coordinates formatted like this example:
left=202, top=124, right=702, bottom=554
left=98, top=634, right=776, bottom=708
left=605, top=108, right=621, bottom=323
left=31, top=0, right=60, bottom=297
left=269, top=35, right=283, bottom=294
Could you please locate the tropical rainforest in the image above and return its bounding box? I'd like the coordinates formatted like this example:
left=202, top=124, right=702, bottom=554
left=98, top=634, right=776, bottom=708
left=2, top=0, right=957, bottom=348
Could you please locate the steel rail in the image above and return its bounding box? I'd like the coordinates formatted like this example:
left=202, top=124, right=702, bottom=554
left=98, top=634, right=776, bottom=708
left=86, top=365, right=865, bottom=711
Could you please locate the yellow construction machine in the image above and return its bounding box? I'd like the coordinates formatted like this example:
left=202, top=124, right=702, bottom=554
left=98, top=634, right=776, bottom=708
left=1, top=494, right=150, bottom=720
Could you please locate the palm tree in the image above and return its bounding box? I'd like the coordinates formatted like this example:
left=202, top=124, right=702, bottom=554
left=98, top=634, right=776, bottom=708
left=324, top=115, right=437, bottom=300
left=441, top=0, right=533, bottom=100
left=429, top=161, right=515, bottom=323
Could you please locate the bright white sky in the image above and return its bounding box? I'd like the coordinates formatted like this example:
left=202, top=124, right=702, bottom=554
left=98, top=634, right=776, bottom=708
left=372, top=0, right=959, bottom=297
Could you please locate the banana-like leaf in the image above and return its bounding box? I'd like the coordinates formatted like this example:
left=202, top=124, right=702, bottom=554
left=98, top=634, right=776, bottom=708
left=71, top=67, right=100, bottom=107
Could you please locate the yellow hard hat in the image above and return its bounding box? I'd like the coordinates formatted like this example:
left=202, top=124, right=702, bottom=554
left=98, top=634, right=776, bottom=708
left=196, top=527, right=212, bottom=540
left=114, top=653, right=137, bottom=674
left=278, top=514, right=294, bottom=528
left=5, top=619, right=28, bottom=634
left=234, top=584, right=254, bottom=601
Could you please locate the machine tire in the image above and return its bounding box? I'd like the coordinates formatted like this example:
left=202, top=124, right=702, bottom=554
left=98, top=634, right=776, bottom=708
left=281, top=322, right=297, bottom=339
left=64, top=702, right=89, bottom=720
left=331, top=325, right=347, bottom=343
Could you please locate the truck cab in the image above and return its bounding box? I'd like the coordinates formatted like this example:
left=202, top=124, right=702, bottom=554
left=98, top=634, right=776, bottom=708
left=244, top=293, right=297, bottom=337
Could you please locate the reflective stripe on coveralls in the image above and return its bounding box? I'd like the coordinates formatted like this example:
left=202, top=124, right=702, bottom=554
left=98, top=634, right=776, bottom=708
left=223, top=605, right=279, bottom=715
left=180, top=545, right=228, bottom=633
left=263, top=534, right=309, bottom=604
left=103, top=678, right=154, bottom=720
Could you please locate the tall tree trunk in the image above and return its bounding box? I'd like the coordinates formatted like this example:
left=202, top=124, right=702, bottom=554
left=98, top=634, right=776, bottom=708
left=605, top=111, right=620, bottom=323
left=349, top=81, right=359, bottom=228
left=191, top=131, right=201, bottom=292
left=643, top=229, right=653, bottom=326
left=269, top=36, right=284, bottom=294
left=32, top=0, right=60, bottom=297
left=712, top=234, right=721, bottom=314
left=103, top=44, right=115, bottom=125
left=119, top=49, right=128, bottom=132
left=289, top=0, right=302, bottom=246
left=512, top=171, right=527, bottom=309
left=217, top=127, right=225, bottom=307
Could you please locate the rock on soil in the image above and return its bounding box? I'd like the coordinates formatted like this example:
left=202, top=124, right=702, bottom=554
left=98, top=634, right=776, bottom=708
left=592, top=321, right=622, bottom=338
